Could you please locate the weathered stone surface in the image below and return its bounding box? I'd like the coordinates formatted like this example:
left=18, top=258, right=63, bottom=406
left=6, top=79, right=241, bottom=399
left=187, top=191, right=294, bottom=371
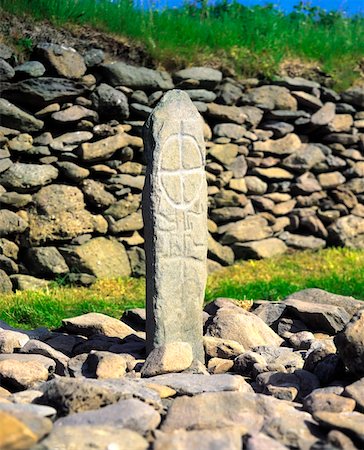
left=24, top=247, right=68, bottom=277
left=303, top=391, right=355, bottom=414
left=284, top=299, right=351, bottom=333
left=335, top=310, right=364, bottom=377
left=91, top=82, right=129, bottom=119
left=10, top=275, right=49, bottom=291
left=37, top=377, right=162, bottom=415
left=143, top=373, right=250, bottom=395
left=15, top=60, right=46, bottom=78
left=283, top=144, right=326, bottom=171
left=102, top=62, right=173, bottom=90
left=208, top=235, right=235, bottom=266
left=0, top=99, right=44, bottom=132
left=0, top=330, right=29, bottom=353
left=283, top=288, right=363, bottom=317
left=209, top=143, right=238, bottom=166
left=36, top=43, right=86, bottom=79
left=207, top=103, right=247, bottom=124
left=55, top=398, right=161, bottom=433
left=311, top=102, right=336, bottom=125
left=141, top=342, right=193, bottom=377
left=314, top=411, right=364, bottom=444
left=40, top=426, right=148, bottom=450
left=219, top=216, right=272, bottom=245
left=154, top=428, right=242, bottom=450
left=52, top=105, right=98, bottom=123
left=0, top=163, right=58, bottom=192
left=0, top=210, right=28, bottom=237
left=253, top=133, right=301, bottom=155
left=0, top=58, right=15, bottom=81
left=241, top=86, right=297, bottom=110
left=342, top=86, right=364, bottom=108
left=143, top=90, right=207, bottom=362
left=245, top=433, right=288, bottom=450
left=203, top=336, right=245, bottom=359
left=61, top=237, right=131, bottom=278
left=162, top=391, right=261, bottom=432
left=233, top=238, right=287, bottom=260
left=344, top=378, right=364, bottom=411
left=206, top=307, right=283, bottom=349
left=0, top=411, right=38, bottom=450
left=2, top=77, right=87, bottom=107
left=0, top=357, right=50, bottom=390
left=174, top=67, right=222, bottom=89
left=328, top=215, right=364, bottom=248
left=280, top=232, right=326, bottom=250
left=62, top=312, right=135, bottom=338
left=80, top=133, right=142, bottom=161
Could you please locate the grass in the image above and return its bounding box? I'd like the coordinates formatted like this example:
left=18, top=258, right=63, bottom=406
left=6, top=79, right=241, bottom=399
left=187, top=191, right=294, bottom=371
left=0, top=247, right=363, bottom=330
left=0, top=0, right=363, bottom=90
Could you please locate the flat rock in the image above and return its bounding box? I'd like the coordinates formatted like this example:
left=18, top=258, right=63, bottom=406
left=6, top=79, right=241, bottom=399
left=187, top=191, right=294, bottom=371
left=284, top=298, right=351, bottom=333
left=80, top=133, right=142, bottom=161
left=0, top=357, right=50, bottom=391
left=206, top=307, right=283, bottom=349
left=154, top=428, right=243, bottom=450
left=25, top=247, right=68, bottom=277
left=20, top=339, right=69, bottom=376
left=141, top=342, right=193, bottom=377
left=174, top=67, right=222, bottom=89
left=40, top=425, right=148, bottom=450
left=284, top=289, right=363, bottom=317
left=62, top=312, right=135, bottom=338
left=207, top=103, right=247, bottom=124
left=10, top=275, right=49, bottom=291
left=246, top=433, right=289, bottom=450
left=328, top=215, right=364, bottom=248
left=0, top=98, right=44, bottom=132
left=303, top=391, right=355, bottom=414
left=280, top=232, right=326, bottom=250
left=2, top=77, right=88, bottom=108
left=0, top=330, right=29, bottom=353
left=52, top=105, right=98, bottom=123
left=101, top=62, right=173, bottom=90
left=143, top=373, right=251, bottom=395
left=219, top=216, right=272, bottom=245
left=55, top=398, right=160, bottom=434
left=14, top=60, right=46, bottom=78
left=161, top=391, right=262, bottom=432
left=38, top=377, right=162, bottom=415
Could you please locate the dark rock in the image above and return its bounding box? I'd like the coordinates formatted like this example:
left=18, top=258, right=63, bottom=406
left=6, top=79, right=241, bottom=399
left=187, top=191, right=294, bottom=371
left=91, top=83, right=129, bottom=120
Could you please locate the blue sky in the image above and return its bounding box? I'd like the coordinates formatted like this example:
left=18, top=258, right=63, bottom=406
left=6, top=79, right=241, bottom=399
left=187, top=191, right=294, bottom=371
left=150, top=0, right=364, bottom=15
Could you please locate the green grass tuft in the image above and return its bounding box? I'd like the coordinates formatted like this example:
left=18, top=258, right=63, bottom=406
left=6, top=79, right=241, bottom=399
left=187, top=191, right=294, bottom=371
left=0, top=247, right=363, bottom=330
left=0, top=0, right=363, bottom=90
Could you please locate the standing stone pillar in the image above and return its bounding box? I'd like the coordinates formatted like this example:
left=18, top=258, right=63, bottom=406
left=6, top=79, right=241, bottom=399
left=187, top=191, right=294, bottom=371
left=142, top=90, right=207, bottom=362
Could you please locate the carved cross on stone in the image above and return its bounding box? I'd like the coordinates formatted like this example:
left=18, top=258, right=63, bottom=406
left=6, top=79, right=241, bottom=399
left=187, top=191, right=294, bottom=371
left=142, top=90, right=208, bottom=362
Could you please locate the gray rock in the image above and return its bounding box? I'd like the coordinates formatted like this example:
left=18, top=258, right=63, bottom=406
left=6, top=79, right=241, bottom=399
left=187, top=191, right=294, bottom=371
left=219, top=216, right=272, bottom=245
left=206, top=307, right=283, bottom=349
left=341, top=86, right=364, bottom=108
left=141, top=342, right=193, bottom=377
left=233, top=238, right=287, bottom=260
left=143, top=90, right=207, bottom=362
left=0, top=330, right=29, bottom=353
left=280, top=232, right=326, bottom=250
left=208, top=234, right=234, bottom=266
left=328, top=215, right=364, bottom=248
left=25, top=247, right=68, bottom=277
left=335, top=310, right=364, bottom=377
left=241, top=85, right=297, bottom=111
left=0, top=98, right=44, bottom=132
left=344, top=378, right=364, bottom=412
left=0, top=58, right=15, bottom=81
left=185, top=89, right=217, bottom=102
left=128, top=246, right=146, bottom=277
left=101, top=61, right=173, bottom=90
left=174, top=67, right=222, bottom=89
left=284, top=298, right=351, bottom=334
left=83, top=48, right=105, bottom=67
left=314, top=411, right=364, bottom=444
left=20, top=339, right=69, bottom=375
left=283, top=144, right=326, bottom=171
left=90, top=83, right=129, bottom=119
left=10, top=274, right=49, bottom=291
left=0, top=163, right=58, bottom=192
left=0, top=210, right=28, bottom=237
left=62, top=311, right=135, bottom=338
left=61, top=237, right=131, bottom=278
left=14, top=61, right=46, bottom=78
left=55, top=398, right=160, bottom=433
left=283, top=288, right=363, bottom=317
left=2, top=77, right=88, bottom=108
left=38, top=377, right=162, bottom=415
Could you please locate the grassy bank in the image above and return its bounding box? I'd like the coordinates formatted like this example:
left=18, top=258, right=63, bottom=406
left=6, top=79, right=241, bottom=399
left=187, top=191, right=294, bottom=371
left=0, top=0, right=363, bottom=90
left=0, top=247, right=363, bottom=330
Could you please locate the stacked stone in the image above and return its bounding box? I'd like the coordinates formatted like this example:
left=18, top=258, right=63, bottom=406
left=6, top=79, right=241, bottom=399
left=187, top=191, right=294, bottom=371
left=0, top=288, right=364, bottom=449
left=0, top=42, right=364, bottom=290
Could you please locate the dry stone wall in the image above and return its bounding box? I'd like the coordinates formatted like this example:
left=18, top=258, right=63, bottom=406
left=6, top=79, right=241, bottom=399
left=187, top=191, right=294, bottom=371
left=0, top=42, right=364, bottom=290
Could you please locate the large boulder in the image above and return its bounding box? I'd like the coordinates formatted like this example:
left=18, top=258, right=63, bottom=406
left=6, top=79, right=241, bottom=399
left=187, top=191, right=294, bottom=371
left=60, top=237, right=131, bottom=278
